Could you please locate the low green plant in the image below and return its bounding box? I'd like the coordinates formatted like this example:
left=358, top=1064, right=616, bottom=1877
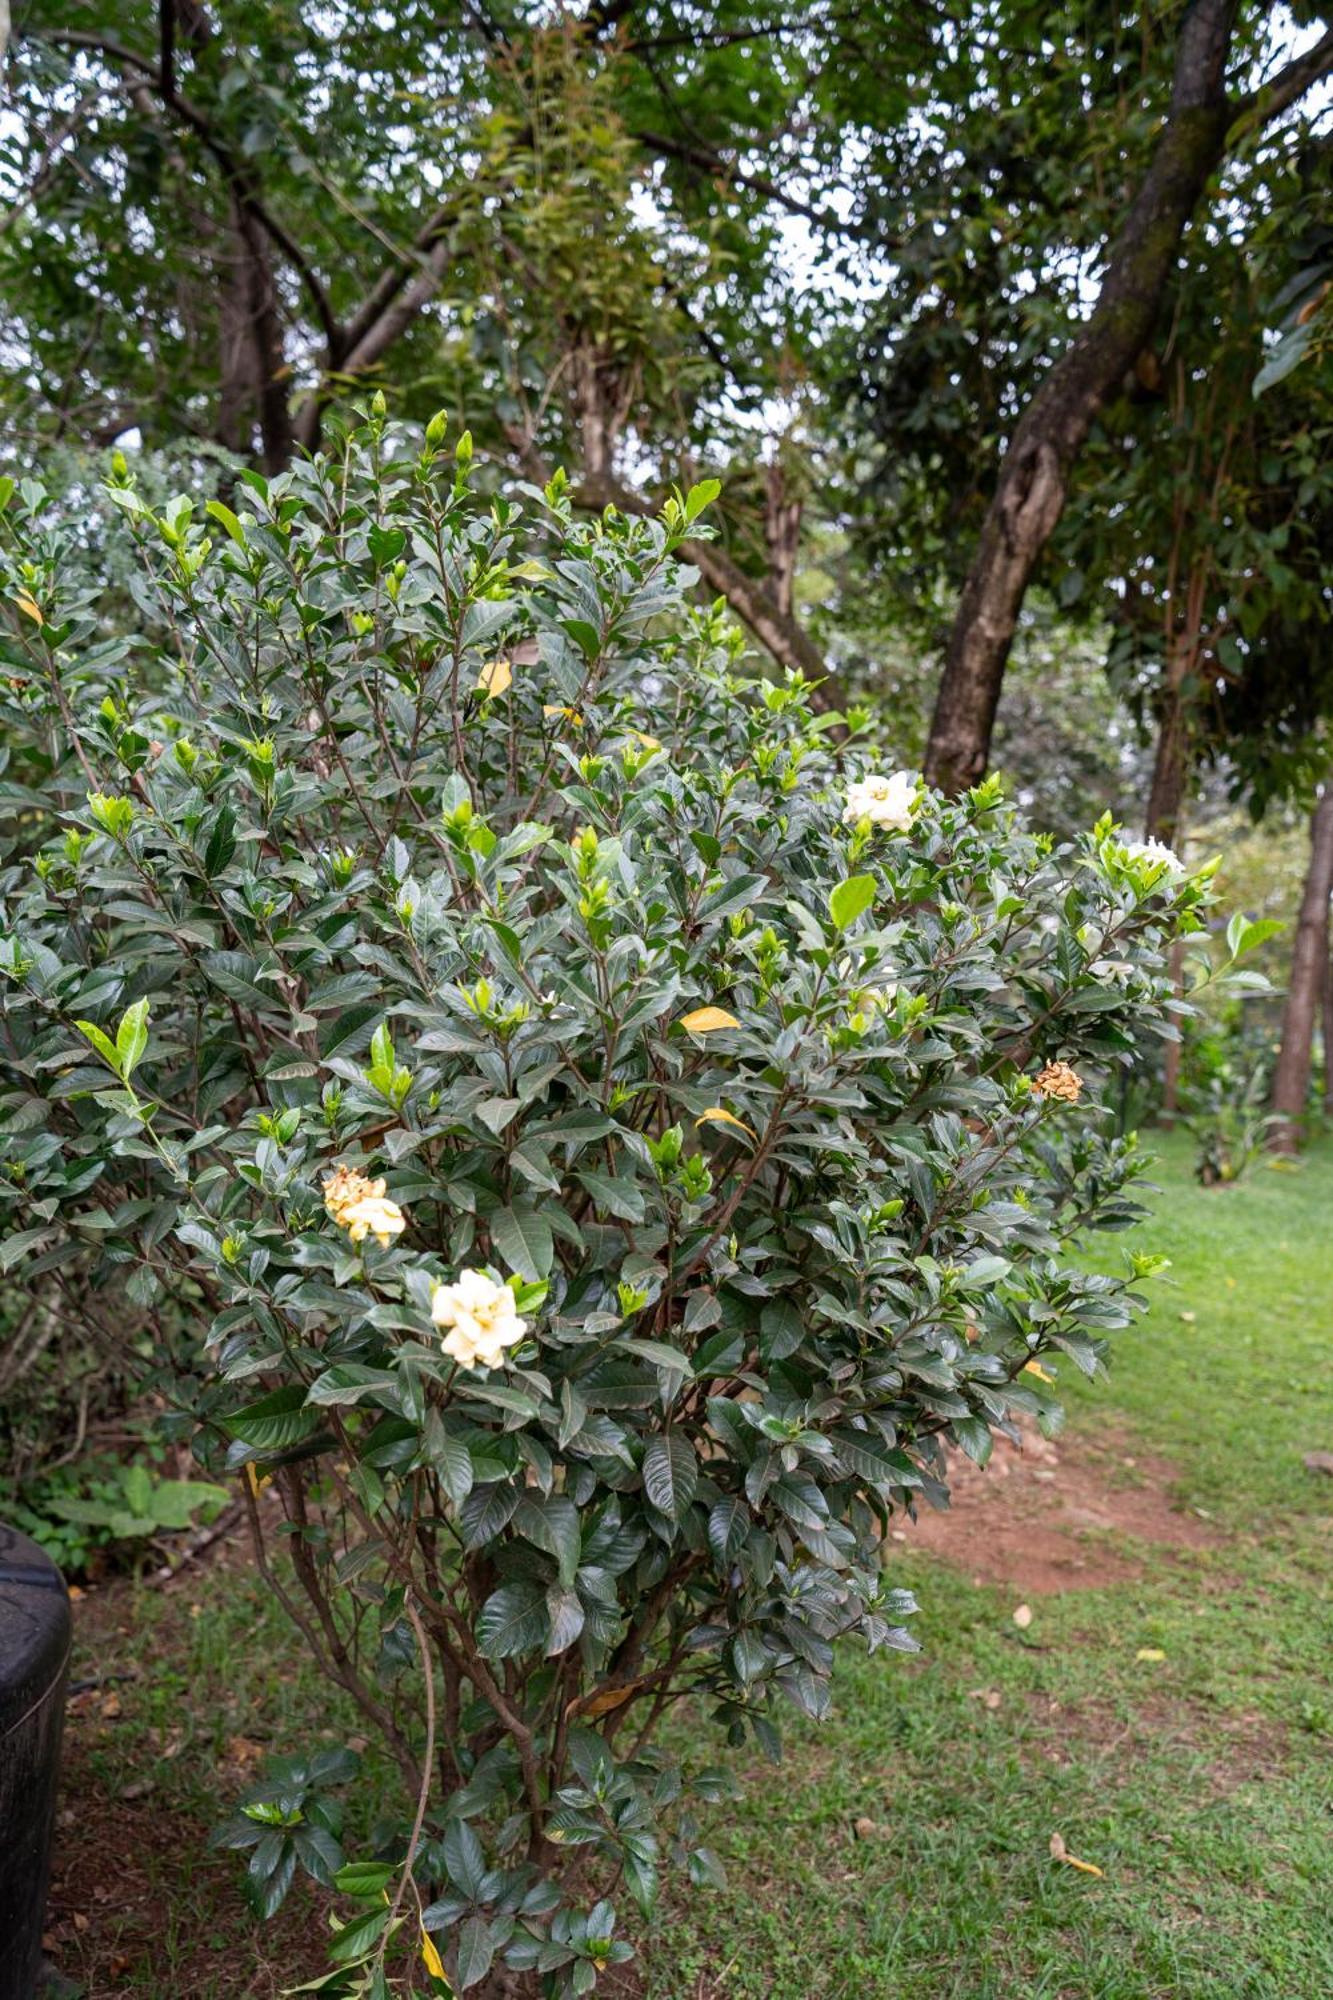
left=13, top=1454, right=230, bottom=1575
left=1177, top=990, right=1283, bottom=1184
left=0, top=409, right=1264, bottom=1997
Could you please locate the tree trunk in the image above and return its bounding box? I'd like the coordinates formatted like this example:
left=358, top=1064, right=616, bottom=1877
left=764, top=459, right=802, bottom=619
left=1147, top=734, right=1189, bottom=1127
left=1323, top=946, right=1333, bottom=1115
left=1145, top=645, right=1192, bottom=847
left=1270, top=786, right=1333, bottom=1152
left=923, top=0, right=1238, bottom=794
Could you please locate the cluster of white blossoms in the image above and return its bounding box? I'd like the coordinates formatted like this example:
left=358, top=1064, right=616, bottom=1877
left=322, top=1165, right=407, bottom=1248
left=431, top=1268, right=528, bottom=1371
left=842, top=769, right=919, bottom=832
left=1121, top=835, right=1184, bottom=876
left=322, top=1166, right=529, bottom=1372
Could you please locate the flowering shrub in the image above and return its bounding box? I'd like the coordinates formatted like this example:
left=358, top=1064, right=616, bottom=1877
left=0, top=412, right=1248, bottom=1996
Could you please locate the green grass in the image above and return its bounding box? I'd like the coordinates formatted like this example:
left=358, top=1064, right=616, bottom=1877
left=643, top=1133, right=1333, bottom=1998
left=60, top=1134, right=1333, bottom=1998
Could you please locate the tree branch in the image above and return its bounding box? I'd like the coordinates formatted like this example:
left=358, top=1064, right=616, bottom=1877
left=633, top=126, right=845, bottom=231
left=1231, top=24, right=1333, bottom=130
left=294, top=226, right=456, bottom=451
left=577, top=472, right=846, bottom=708
left=46, top=28, right=341, bottom=360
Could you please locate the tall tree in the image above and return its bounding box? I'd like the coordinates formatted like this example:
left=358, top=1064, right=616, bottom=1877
left=3, top=2, right=851, bottom=679
left=921, top=0, right=1333, bottom=792
left=1271, top=785, right=1333, bottom=1149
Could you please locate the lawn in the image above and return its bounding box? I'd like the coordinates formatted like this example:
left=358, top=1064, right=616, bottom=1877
left=46, top=1134, right=1333, bottom=1999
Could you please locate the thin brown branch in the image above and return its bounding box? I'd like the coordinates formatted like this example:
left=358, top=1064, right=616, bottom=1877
left=1231, top=24, right=1333, bottom=129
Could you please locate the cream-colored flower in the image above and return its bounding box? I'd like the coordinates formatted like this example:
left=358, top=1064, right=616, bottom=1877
left=843, top=769, right=919, bottom=831
left=322, top=1165, right=407, bottom=1248
left=1033, top=1061, right=1083, bottom=1104
left=1121, top=836, right=1184, bottom=876
left=432, top=1267, right=528, bottom=1371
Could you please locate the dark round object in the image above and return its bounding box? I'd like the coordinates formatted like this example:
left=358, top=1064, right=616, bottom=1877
left=0, top=1523, right=71, bottom=2000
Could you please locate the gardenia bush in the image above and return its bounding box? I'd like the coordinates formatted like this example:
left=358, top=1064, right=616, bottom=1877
left=0, top=411, right=1254, bottom=1997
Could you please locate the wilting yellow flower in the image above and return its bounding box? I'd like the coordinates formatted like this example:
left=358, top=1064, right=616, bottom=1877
left=843, top=770, right=918, bottom=831
left=432, top=1268, right=527, bottom=1370
left=322, top=1164, right=407, bottom=1247
left=1032, top=1061, right=1083, bottom=1104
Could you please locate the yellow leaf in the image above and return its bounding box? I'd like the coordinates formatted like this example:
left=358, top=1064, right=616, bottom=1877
left=476, top=657, right=512, bottom=696
left=543, top=703, right=583, bottom=726
left=1012, top=1603, right=1033, bottom=1629
left=628, top=730, right=662, bottom=752
left=1049, top=1831, right=1104, bottom=1877
left=421, top=1927, right=449, bottom=1983
left=566, top=1674, right=645, bottom=1721
left=14, top=592, right=43, bottom=626
left=1135, top=1647, right=1166, bottom=1662
left=679, top=1006, right=740, bottom=1034
left=695, top=1107, right=757, bottom=1140
left=1022, top=1360, right=1055, bottom=1384
left=244, top=1462, right=271, bottom=1497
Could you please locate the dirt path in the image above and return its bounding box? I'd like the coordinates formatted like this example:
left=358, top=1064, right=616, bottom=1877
left=900, top=1418, right=1219, bottom=1594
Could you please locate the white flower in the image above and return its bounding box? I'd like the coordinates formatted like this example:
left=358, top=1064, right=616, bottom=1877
left=842, top=769, right=919, bottom=832
left=432, top=1268, right=528, bottom=1371
left=342, top=1194, right=407, bottom=1247
left=1121, top=836, right=1184, bottom=876
left=323, top=1165, right=407, bottom=1248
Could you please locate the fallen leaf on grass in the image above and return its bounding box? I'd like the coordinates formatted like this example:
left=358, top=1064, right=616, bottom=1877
left=1135, top=1647, right=1166, bottom=1662
left=1049, top=1831, right=1104, bottom=1877
left=967, top=1688, right=1002, bottom=1709
left=99, top=1691, right=122, bottom=1719
left=1012, top=1603, right=1033, bottom=1630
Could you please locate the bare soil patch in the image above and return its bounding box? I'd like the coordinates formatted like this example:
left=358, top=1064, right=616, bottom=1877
left=43, top=1529, right=327, bottom=2000
left=901, top=1420, right=1219, bottom=1593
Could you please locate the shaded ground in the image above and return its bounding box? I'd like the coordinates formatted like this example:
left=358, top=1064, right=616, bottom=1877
left=904, top=1420, right=1219, bottom=1594
left=43, top=1533, right=336, bottom=2000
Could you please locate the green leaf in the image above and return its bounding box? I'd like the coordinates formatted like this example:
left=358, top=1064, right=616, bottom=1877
left=333, top=1861, right=396, bottom=1899
left=684, top=477, right=722, bottom=523
left=328, top=1906, right=390, bottom=1966
left=1226, top=913, right=1283, bottom=960
left=206, top=497, right=248, bottom=547
left=203, top=807, right=236, bottom=878
left=457, top=1915, right=495, bottom=1990
left=225, top=1385, right=322, bottom=1453
left=642, top=1432, right=698, bottom=1520
left=828, top=874, right=877, bottom=931
left=442, top=1820, right=486, bottom=1897
left=477, top=1580, right=548, bottom=1660
left=423, top=1414, right=474, bottom=1509
left=620, top=1338, right=693, bottom=1380
left=489, top=1202, right=553, bottom=1281
left=115, top=998, right=150, bottom=1078
left=514, top=1494, right=581, bottom=1586
left=306, top=1363, right=399, bottom=1407
left=75, top=1018, right=122, bottom=1076
left=707, top=1495, right=749, bottom=1564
